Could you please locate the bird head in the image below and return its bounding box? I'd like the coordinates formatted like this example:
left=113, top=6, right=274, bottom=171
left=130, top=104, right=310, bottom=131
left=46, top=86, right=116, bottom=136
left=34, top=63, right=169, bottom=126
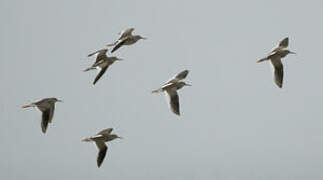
left=135, top=35, right=147, bottom=41
left=286, top=50, right=296, bottom=55
left=110, top=134, right=123, bottom=140
left=110, top=57, right=123, bottom=62
left=177, top=82, right=192, bottom=90
left=52, top=98, right=63, bottom=103
left=281, top=49, right=296, bottom=58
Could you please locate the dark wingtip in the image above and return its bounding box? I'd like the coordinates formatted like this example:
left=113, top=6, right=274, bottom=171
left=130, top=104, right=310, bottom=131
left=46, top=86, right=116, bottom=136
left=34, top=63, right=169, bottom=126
left=41, top=128, right=47, bottom=134
left=173, top=111, right=180, bottom=116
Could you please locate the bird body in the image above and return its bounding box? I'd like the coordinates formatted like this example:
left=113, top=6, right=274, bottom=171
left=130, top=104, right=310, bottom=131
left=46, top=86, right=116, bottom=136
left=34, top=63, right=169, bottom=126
left=22, top=98, right=62, bottom=133
left=107, top=28, right=146, bottom=53
left=152, top=70, right=191, bottom=116
left=106, top=28, right=135, bottom=47
left=82, top=128, right=122, bottom=167
left=257, top=37, right=295, bottom=88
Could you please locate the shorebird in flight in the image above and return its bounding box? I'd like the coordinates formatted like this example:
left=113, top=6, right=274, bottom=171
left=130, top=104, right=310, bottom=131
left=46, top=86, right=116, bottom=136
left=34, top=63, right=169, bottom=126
left=106, top=28, right=135, bottom=47
left=82, top=128, right=122, bottom=168
left=84, top=48, right=123, bottom=85
left=152, top=70, right=191, bottom=116
left=106, top=28, right=146, bottom=53
left=257, top=37, right=296, bottom=88
left=22, top=98, right=62, bottom=133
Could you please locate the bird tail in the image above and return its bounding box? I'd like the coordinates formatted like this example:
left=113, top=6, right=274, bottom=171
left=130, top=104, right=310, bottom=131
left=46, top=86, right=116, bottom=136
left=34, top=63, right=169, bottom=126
left=22, top=104, right=35, bottom=108
left=152, top=88, right=163, bottom=93
left=83, top=67, right=96, bottom=72
left=257, top=58, right=268, bottom=63
left=81, top=137, right=93, bottom=142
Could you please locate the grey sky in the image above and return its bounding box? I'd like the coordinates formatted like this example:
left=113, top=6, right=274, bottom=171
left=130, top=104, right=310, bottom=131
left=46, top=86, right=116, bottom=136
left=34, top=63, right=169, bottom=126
left=1, top=0, right=323, bottom=179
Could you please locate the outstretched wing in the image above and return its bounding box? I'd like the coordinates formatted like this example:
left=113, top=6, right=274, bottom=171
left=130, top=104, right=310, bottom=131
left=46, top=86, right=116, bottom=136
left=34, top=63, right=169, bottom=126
left=48, top=104, right=55, bottom=123
left=97, top=128, right=113, bottom=136
left=93, top=66, right=108, bottom=85
left=166, top=88, right=180, bottom=116
left=88, top=49, right=108, bottom=57
left=88, top=49, right=108, bottom=63
left=41, top=109, right=50, bottom=133
left=271, top=37, right=289, bottom=53
left=95, top=141, right=108, bottom=168
left=111, top=40, right=126, bottom=53
left=278, top=37, right=289, bottom=48
left=270, top=57, right=284, bottom=88
left=111, top=39, right=127, bottom=53
left=165, top=70, right=189, bottom=85
left=119, top=28, right=134, bottom=39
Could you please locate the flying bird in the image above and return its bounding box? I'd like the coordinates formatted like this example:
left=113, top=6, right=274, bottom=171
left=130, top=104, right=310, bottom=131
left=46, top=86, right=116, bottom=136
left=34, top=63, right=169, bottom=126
left=82, top=128, right=122, bottom=168
left=257, top=37, right=296, bottom=88
left=106, top=28, right=135, bottom=47
left=152, top=70, right=191, bottom=116
left=84, top=48, right=123, bottom=85
left=22, top=98, right=62, bottom=133
left=106, top=28, right=146, bottom=53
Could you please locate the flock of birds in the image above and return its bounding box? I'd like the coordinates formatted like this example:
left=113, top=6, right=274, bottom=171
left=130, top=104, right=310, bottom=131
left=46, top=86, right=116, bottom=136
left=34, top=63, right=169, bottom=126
left=21, top=28, right=296, bottom=167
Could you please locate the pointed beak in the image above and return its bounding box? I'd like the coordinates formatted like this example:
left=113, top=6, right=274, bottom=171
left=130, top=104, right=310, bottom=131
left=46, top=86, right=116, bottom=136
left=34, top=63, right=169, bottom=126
left=57, top=99, right=63, bottom=102
left=141, top=37, right=147, bottom=40
left=117, top=58, right=123, bottom=61
left=185, top=83, right=192, bottom=86
left=118, top=136, right=123, bottom=139
left=290, top=51, right=296, bottom=54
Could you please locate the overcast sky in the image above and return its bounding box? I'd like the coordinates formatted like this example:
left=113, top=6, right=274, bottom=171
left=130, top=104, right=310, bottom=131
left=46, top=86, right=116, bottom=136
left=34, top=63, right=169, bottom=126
left=1, top=0, right=323, bottom=179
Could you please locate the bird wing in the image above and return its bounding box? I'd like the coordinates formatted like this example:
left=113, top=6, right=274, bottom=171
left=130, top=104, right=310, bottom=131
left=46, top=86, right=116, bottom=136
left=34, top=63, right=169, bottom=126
left=111, top=39, right=127, bottom=53
left=48, top=104, right=55, bottom=123
left=164, top=70, right=189, bottom=85
left=95, top=141, right=108, bottom=167
left=271, top=37, right=289, bottom=53
left=119, top=28, right=134, bottom=39
left=88, top=134, right=105, bottom=141
left=278, top=37, right=289, bottom=48
left=41, top=109, right=50, bottom=133
left=93, top=66, right=108, bottom=85
left=97, top=128, right=113, bottom=136
left=88, top=49, right=108, bottom=63
left=166, top=88, right=180, bottom=115
left=270, top=57, right=284, bottom=88
left=88, top=49, right=108, bottom=57
left=35, top=98, right=50, bottom=108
